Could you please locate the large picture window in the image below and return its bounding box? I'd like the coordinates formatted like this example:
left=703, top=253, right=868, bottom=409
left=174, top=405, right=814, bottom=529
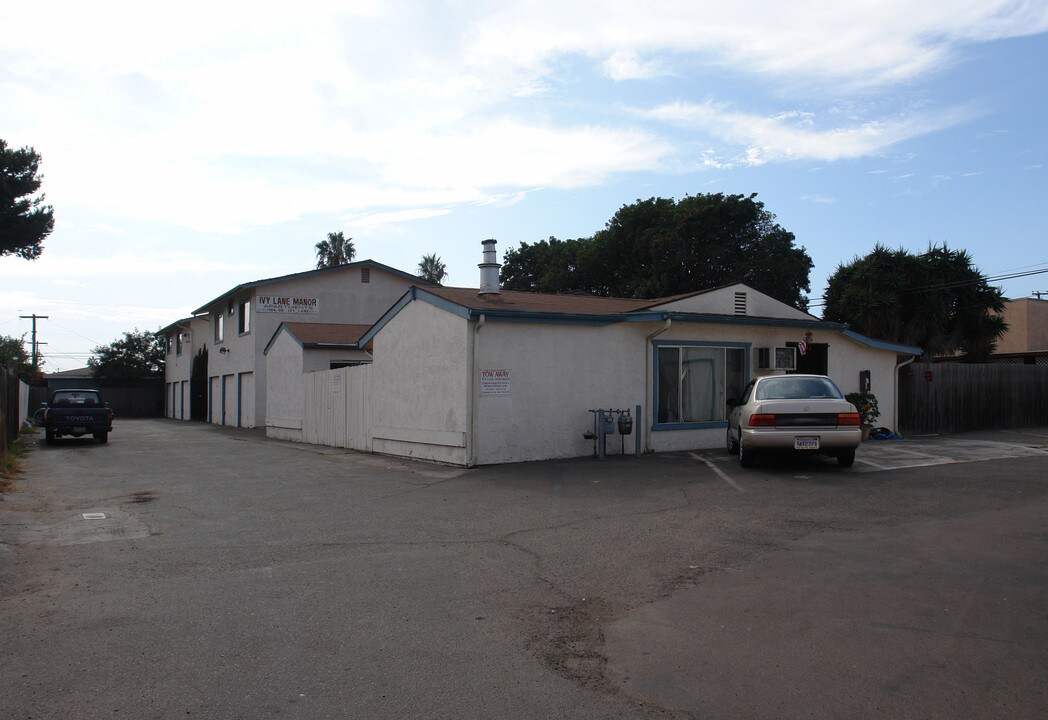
left=656, top=344, right=747, bottom=425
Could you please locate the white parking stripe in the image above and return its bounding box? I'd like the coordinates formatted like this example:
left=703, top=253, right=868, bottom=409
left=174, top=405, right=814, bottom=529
left=690, top=453, right=745, bottom=492
left=879, top=447, right=956, bottom=464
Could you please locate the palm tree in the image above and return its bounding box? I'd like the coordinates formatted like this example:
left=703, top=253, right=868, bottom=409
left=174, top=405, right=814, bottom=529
left=315, top=231, right=356, bottom=269
left=418, top=253, right=448, bottom=284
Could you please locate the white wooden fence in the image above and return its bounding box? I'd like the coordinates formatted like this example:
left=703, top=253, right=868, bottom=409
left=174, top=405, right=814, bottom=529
left=302, top=365, right=373, bottom=450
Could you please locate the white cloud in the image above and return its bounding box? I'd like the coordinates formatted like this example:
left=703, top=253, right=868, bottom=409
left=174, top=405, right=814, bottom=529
left=1, top=0, right=1042, bottom=236
left=343, top=208, right=454, bottom=230
left=644, top=101, right=972, bottom=164
left=468, top=1, right=1048, bottom=87
left=602, top=50, right=665, bottom=81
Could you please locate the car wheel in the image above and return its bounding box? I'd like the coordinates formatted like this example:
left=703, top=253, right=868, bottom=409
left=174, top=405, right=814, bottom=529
left=837, top=449, right=855, bottom=467
left=726, top=427, right=739, bottom=454
left=739, top=441, right=756, bottom=468
left=95, top=432, right=108, bottom=444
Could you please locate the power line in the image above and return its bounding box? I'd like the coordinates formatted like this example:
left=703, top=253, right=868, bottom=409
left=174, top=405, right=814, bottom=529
left=46, top=317, right=104, bottom=347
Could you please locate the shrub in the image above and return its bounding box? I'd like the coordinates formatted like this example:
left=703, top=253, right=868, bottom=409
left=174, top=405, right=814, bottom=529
left=845, top=391, right=880, bottom=426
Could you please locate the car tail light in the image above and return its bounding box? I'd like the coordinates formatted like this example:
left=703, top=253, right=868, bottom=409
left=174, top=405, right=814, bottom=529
left=837, top=413, right=861, bottom=426
left=748, top=414, right=777, bottom=427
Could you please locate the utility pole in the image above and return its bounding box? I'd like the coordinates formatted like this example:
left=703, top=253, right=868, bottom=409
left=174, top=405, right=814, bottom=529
left=1033, top=291, right=1047, bottom=300
left=19, top=314, right=48, bottom=368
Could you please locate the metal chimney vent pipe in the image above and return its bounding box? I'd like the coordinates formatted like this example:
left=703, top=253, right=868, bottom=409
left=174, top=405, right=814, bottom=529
left=478, top=238, right=501, bottom=295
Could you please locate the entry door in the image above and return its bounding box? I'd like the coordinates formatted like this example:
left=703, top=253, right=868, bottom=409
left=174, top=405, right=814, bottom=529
left=789, top=342, right=828, bottom=375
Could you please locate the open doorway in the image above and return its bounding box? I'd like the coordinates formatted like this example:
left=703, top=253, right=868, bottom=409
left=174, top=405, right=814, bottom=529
left=787, top=341, right=828, bottom=375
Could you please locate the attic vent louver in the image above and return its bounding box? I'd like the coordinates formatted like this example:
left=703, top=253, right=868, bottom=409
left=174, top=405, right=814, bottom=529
left=361, top=267, right=371, bottom=283
left=734, top=292, right=747, bottom=315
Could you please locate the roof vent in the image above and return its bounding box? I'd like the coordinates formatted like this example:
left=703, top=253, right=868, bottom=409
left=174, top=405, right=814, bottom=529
left=734, top=292, right=747, bottom=315
left=361, top=266, right=371, bottom=283
left=479, top=239, right=501, bottom=295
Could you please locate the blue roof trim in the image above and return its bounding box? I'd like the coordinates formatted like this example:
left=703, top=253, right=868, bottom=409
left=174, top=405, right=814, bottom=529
left=413, top=288, right=474, bottom=320
left=356, top=288, right=423, bottom=347
left=158, top=317, right=196, bottom=335
left=262, top=322, right=303, bottom=356
left=842, top=329, right=922, bottom=355
left=465, top=310, right=618, bottom=326
left=626, top=311, right=845, bottom=330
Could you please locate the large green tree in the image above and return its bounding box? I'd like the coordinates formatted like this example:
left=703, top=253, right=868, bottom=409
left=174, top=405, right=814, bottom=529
left=500, top=194, right=813, bottom=308
left=822, top=244, right=1007, bottom=361
left=1, top=139, right=54, bottom=260
left=0, top=334, right=40, bottom=383
left=88, top=329, right=165, bottom=382
left=315, top=231, right=356, bottom=269
left=499, top=237, right=596, bottom=295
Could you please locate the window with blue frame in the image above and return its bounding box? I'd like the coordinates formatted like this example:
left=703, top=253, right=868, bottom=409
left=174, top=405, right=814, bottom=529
left=656, top=344, right=747, bottom=425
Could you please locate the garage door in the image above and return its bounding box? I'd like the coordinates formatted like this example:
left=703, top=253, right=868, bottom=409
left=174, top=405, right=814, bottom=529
left=223, top=374, right=236, bottom=426
left=239, top=372, right=255, bottom=428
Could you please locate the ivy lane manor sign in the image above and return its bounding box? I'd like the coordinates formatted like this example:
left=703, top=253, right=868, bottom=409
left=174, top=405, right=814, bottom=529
left=256, top=295, right=320, bottom=315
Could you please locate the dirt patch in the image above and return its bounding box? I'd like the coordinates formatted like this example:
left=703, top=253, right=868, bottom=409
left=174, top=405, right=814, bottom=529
left=528, top=596, right=689, bottom=719
left=125, top=491, right=157, bottom=504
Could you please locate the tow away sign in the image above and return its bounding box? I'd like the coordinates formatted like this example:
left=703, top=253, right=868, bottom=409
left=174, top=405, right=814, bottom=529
left=480, top=368, right=511, bottom=397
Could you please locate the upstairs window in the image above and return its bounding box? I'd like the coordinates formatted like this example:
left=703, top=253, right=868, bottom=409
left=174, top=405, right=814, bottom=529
left=238, top=300, right=251, bottom=335
left=214, top=312, right=225, bottom=343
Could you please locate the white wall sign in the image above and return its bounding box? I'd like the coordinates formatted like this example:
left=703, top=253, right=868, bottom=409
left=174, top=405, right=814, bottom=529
left=256, top=295, right=320, bottom=314
left=480, top=368, right=511, bottom=397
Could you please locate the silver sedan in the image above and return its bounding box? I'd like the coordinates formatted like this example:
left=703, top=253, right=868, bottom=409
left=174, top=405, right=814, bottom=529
left=726, top=374, right=862, bottom=468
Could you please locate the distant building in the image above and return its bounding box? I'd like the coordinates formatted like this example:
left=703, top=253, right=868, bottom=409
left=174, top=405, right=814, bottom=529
left=42, top=367, right=98, bottom=391
left=996, top=297, right=1048, bottom=354
left=160, top=260, right=428, bottom=428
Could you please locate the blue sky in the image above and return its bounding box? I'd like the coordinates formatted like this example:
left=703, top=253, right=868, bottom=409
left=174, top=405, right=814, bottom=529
left=2, top=1, right=1047, bottom=371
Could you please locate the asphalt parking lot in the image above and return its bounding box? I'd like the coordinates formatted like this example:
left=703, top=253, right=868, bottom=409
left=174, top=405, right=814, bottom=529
left=1, top=420, right=1046, bottom=719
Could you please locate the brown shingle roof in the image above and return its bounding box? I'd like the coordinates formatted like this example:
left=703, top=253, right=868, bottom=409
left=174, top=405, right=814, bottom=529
left=420, top=286, right=699, bottom=315
left=283, top=322, right=371, bottom=346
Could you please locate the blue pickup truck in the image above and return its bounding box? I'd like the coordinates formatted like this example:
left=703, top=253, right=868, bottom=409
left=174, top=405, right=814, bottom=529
left=39, top=388, right=114, bottom=445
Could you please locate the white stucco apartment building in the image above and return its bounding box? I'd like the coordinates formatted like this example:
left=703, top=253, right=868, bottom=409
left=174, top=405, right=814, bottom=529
left=158, top=315, right=209, bottom=421
left=266, top=242, right=921, bottom=465
left=161, top=260, right=426, bottom=428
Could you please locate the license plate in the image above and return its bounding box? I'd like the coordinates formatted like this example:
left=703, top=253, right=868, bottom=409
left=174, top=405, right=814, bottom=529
left=795, top=436, right=819, bottom=450
left=73, top=426, right=87, bottom=434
